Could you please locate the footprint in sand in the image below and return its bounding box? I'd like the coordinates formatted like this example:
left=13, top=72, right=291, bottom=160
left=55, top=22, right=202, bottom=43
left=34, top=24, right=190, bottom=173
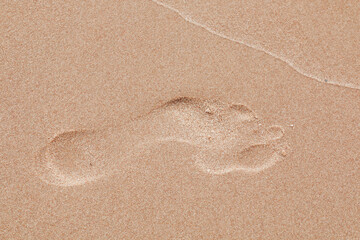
left=34, top=97, right=289, bottom=186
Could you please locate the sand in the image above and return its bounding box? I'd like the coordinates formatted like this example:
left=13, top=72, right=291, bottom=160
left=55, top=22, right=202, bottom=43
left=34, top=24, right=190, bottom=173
left=1, top=0, right=359, bottom=239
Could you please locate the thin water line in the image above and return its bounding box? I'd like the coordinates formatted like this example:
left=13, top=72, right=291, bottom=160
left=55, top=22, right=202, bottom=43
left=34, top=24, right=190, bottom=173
left=150, top=0, right=359, bottom=91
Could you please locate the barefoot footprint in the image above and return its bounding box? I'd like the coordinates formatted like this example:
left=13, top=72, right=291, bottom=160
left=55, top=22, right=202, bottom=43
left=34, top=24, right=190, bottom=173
left=153, top=97, right=289, bottom=175
left=34, top=97, right=289, bottom=186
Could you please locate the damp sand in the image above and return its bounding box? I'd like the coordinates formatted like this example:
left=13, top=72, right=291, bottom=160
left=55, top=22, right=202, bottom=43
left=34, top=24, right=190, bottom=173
left=1, top=0, right=359, bottom=239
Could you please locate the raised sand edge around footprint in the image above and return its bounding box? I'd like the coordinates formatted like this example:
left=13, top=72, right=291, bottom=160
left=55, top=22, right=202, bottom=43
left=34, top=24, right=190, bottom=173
left=33, top=97, right=289, bottom=186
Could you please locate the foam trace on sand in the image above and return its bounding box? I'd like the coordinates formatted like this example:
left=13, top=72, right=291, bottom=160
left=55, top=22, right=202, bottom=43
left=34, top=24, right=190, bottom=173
left=35, top=97, right=288, bottom=186
left=150, top=0, right=359, bottom=90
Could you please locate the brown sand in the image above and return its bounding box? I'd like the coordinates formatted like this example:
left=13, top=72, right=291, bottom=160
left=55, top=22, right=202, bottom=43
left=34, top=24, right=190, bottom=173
left=1, top=0, right=359, bottom=239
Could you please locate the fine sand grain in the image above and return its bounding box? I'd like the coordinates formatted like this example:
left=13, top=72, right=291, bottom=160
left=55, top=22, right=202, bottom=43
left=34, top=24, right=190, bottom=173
left=1, top=0, right=359, bottom=239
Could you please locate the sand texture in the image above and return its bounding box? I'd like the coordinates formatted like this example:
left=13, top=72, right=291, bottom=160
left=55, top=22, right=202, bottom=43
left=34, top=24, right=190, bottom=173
left=1, top=0, right=359, bottom=239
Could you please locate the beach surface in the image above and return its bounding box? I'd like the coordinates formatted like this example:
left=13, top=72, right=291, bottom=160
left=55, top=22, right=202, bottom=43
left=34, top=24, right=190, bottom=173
left=1, top=0, right=359, bottom=239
